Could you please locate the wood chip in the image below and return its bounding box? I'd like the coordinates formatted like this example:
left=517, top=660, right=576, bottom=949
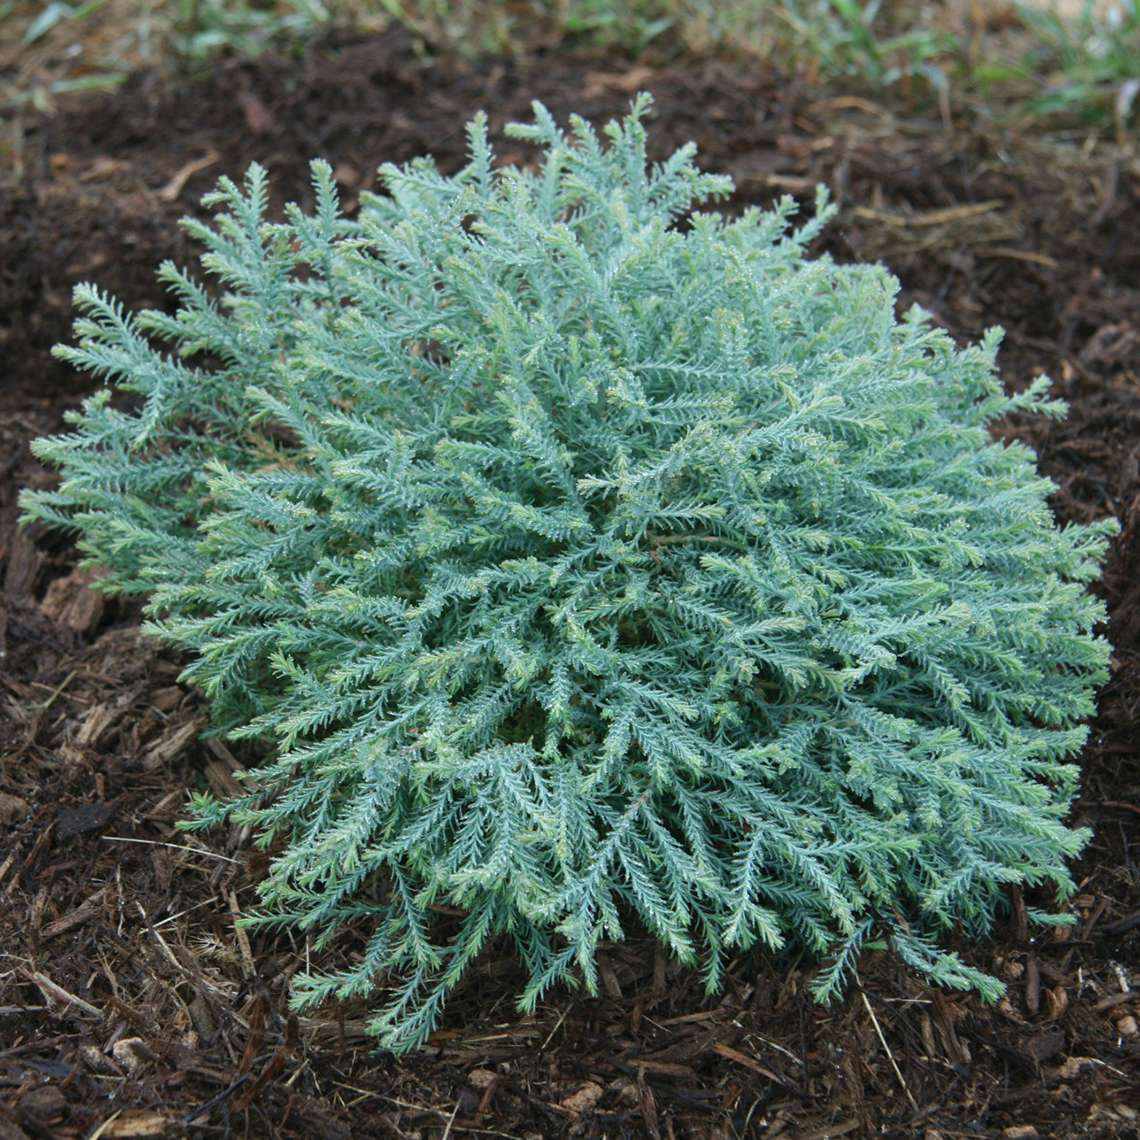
left=150, top=685, right=185, bottom=712
left=638, top=1068, right=662, bottom=1140
left=55, top=801, right=114, bottom=840
left=1094, top=991, right=1135, bottom=1011
left=799, top=1120, right=860, bottom=1140
left=710, top=1042, right=787, bottom=1085
left=28, top=969, right=102, bottom=1019
left=80, top=1044, right=121, bottom=1076
left=854, top=199, right=1003, bottom=228
left=39, top=566, right=107, bottom=632
left=41, top=890, right=103, bottom=940
left=205, top=758, right=245, bottom=799
left=75, top=703, right=117, bottom=748
left=597, top=951, right=622, bottom=999
left=659, top=1008, right=722, bottom=1026
left=4, top=530, right=45, bottom=596
left=1025, top=955, right=1040, bottom=1017
left=157, top=151, right=221, bottom=202
left=17, top=1084, right=67, bottom=1126
left=230, top=889, right=255, bottom=975
left=1022, top=1025, right=1065, bottom=1064
left=141, top=717, right=203, bottom=771
left=333, top=161, right=360, bottom=188
left=582, top=65, right=657, bottom=99
left=237, top=90, right=275, bottom=135
left=977, top=246, right=1058, bottom=269
left=628, top=1059, right=697, bottom=1079
left=557, top=1081, right=604, bottom=1115
left=95, top=1110, right=172, bottom=1137
left=1057, top=1055, right=1095, bottom=1080
left=78, top=156, right=132, bottom=182
left=1043, top=986, right=1069, bottom=1022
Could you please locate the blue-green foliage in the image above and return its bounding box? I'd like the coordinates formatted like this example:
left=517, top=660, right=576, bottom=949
left=23, top=96, right=1116, bottom=1052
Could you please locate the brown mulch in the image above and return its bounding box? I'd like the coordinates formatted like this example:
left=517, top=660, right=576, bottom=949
left=1, top=30, right=1138, bottom=1139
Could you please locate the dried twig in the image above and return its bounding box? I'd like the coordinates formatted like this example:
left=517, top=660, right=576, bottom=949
left=27, top=969, right=102, bottom=1019
left=861, top=991, right=918, bottom=1113
left=102, top=835, right=240, bottom=864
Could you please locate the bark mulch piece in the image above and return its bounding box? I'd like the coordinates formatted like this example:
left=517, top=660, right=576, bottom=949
left=1, top=30, right=1138, bottom=1138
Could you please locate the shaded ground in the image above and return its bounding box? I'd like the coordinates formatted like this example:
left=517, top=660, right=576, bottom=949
left=1, top=29, right=1138, bottom=1139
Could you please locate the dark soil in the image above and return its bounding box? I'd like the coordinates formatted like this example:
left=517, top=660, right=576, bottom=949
left=1, top=29, right=1138, bottom=1139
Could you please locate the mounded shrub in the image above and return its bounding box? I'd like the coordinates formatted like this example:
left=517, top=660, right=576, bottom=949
left=23, top=97, right=1116, bottom=1051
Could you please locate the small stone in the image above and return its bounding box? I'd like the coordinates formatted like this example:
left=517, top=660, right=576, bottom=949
left=1114, top=1014, right=1137, bottom=1037
left=0, top=793, right=29, bottom=826
left=467, top=1068, right=497, bottom=1090
left=111, top=1037, right=155, bottom=1075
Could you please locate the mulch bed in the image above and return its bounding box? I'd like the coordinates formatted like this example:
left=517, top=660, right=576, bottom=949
left=1, top=29, right=1138, bottom=1139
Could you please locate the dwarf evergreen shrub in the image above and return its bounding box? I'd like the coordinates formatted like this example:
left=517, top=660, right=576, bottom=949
left=23, top=96, right=1116, bottom=1052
